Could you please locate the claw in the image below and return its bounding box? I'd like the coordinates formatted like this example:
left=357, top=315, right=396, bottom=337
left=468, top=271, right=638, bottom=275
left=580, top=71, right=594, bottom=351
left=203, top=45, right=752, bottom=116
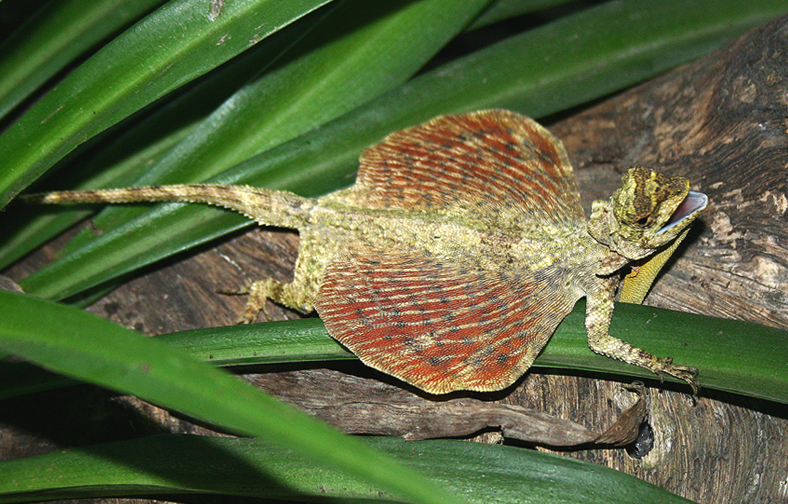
left=657, top=358, right=700, bottom=395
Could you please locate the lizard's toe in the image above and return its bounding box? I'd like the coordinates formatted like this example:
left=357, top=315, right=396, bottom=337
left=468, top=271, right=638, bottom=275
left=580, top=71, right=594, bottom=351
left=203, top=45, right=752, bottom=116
left=659, top=359, right=699, bottom=395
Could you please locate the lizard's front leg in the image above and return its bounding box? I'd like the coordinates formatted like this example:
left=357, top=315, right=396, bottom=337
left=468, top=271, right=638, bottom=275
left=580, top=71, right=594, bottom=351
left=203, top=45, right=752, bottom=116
left=585, top=276, right=699, bottom=393
left=228, top=231, right=327, bottom=323
left=239, top=277, right=315, bottom=322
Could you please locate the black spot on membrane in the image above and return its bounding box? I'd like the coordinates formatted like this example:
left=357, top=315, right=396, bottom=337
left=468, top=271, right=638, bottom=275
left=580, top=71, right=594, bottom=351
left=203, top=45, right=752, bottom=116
left=428, top=357, right=442, bottom=366
left=496, top=353, right=510, bottom=365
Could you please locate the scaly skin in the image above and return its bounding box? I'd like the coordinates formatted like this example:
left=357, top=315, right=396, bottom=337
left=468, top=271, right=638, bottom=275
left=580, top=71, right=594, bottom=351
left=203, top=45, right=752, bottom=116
left=19, top=110, right=707, bottom=394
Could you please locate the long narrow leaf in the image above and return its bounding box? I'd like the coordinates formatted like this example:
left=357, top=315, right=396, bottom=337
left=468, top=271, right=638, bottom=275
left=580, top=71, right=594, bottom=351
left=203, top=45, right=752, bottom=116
left=0, top=435, right=694, bottom=503
left=0, top=7, right=331, bottom=269
left=4, top=302, right=786, bottom=404
left=0, top=0, right=335, bottom=207
left=0, top=290, right=463, bottom=504
left=57, top=0, right=492, bottom=251
left=0, top=0, right=166, bottom=119
left=161, top=303, right=788, bottom=405
left=470, top=0, right=572, bottom=29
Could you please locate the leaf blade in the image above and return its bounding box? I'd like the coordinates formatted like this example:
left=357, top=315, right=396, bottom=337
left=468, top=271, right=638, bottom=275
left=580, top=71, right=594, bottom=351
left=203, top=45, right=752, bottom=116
left=0, top=436, right=695, bottom=503
left=59, top=0, right=492, bottom=247
left=0, top=0, right=166, bottom=119
left=4, top=303, right=786, bottom=405
left=0, top=0, right=336, bottom=207
left=0, top=290, right=465, bottom=504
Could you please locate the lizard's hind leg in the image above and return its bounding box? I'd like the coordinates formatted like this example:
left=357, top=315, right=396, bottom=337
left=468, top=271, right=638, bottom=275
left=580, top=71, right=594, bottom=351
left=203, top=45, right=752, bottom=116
left=232, top=230, right=330, bottom=323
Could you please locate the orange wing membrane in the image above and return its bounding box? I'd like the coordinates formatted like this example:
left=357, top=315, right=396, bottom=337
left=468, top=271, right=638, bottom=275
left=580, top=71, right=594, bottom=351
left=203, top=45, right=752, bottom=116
left=316, top=244, right=577, bottom=394
left=324, top=110, right=585, bottom=232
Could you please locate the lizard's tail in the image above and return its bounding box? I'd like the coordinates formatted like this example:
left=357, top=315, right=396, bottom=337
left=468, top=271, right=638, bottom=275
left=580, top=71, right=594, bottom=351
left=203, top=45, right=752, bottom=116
left=20, top=184, right=311, bottom=229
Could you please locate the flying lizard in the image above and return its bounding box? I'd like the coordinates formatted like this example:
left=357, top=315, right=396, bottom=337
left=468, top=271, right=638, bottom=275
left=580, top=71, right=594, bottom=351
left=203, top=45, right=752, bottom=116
left=21, top=110, right=707, bottom=394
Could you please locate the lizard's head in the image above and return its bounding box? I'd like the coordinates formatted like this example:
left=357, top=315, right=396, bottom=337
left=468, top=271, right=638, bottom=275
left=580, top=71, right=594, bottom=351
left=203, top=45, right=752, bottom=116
left=588, top=167, right=707, bottom=262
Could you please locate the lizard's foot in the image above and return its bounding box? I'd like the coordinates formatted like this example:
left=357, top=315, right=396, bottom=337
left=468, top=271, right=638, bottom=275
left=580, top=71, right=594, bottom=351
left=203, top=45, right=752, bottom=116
left=654, top=357, right=699, bottom=395
left=240, top=281, right=273, bottom=323
left=216, top=281, right=273, bottom=323
left=219, top=278, right=314, bottom=323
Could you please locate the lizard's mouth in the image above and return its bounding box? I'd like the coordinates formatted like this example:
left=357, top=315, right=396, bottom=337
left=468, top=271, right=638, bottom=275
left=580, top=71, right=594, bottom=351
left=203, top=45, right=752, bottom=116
left=656, top=190, right=708, bottom=235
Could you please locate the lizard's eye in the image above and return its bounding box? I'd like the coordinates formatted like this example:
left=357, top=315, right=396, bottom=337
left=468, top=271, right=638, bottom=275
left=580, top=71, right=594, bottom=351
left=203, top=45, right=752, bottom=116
left=633, top=216, right=651, bottom=227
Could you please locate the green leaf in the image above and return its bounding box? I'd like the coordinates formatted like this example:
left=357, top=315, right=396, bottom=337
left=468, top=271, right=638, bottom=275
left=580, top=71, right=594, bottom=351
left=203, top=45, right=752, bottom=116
left=470, top=0, right=573, bottom=29
left=0, top=9, right=327, bottom=269
left=0, top=435, right=694, bottom=503
left=0, top=0, right=166, bottom=119
left=163, top=318, right=357, bottom=366
left=55, top=0, right=492, bottom=254
left=159, top=302, right=788, bottom=406
left=0, top=290, right=464, bottom=504
left=17, top=0, right=788, bottom=301
left=4, top=302, right=787, bottom=404
left=0, top=0, right=336, bottom=207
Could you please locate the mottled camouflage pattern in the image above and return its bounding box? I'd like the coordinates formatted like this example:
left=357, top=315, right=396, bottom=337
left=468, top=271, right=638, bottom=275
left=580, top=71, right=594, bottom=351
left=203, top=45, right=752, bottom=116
left=22, top=110, right=705, bottom=394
